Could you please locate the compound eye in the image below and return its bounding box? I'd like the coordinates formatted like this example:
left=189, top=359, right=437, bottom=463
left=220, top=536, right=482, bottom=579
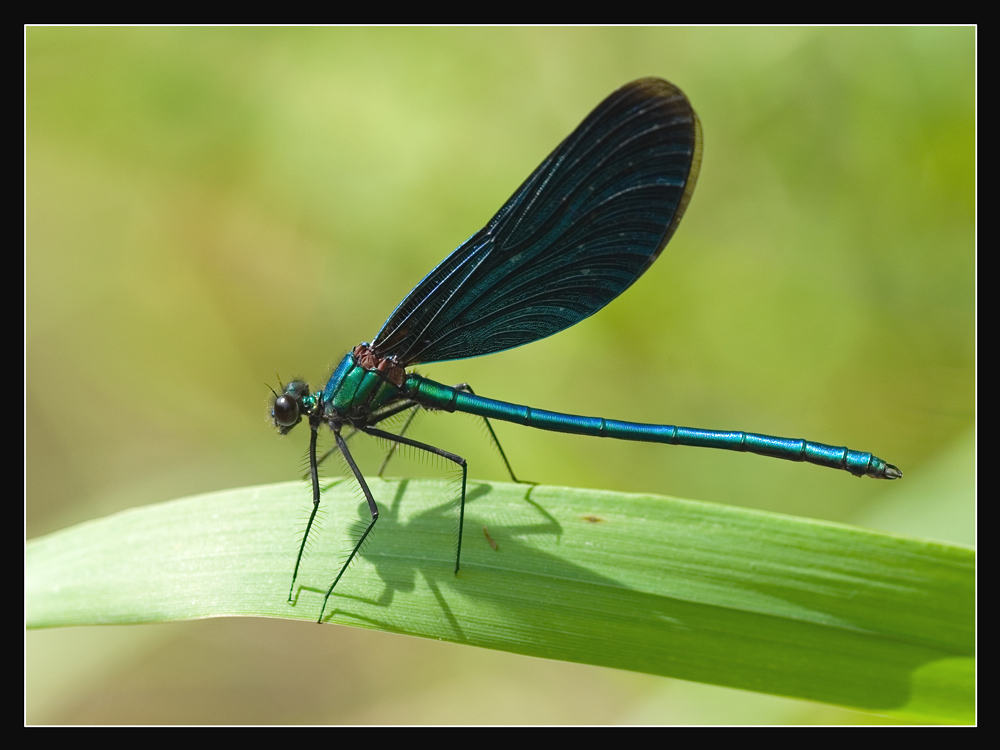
left=272, top=394, right=300, bottom=427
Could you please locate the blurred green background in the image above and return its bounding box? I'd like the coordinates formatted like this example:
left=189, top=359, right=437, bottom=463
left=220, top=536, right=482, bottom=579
left=26, top=27, right=974, bottom=724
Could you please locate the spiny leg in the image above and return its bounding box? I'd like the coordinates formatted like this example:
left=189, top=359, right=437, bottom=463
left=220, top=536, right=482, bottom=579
left=360, top=425, right=469, bottom=575
left=316, top=400, right=421, bottom=471
left=317, top=427, right=380, bottom=623
left=289, top=418, right=323, bottom=602
left=373, top=404, right=421, bottom=476
left=454, top=384, right=535, bottom=486
left=370, top=384, right=534, bottom=487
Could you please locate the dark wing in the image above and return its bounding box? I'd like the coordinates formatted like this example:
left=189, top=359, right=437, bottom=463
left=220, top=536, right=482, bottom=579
left=372, top=77, right=702, bottom=366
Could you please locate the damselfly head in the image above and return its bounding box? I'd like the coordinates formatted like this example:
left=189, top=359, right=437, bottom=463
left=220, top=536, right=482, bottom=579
left=270, top=380, right=310, bottom=434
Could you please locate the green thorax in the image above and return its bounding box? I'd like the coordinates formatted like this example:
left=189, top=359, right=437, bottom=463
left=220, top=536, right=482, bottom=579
left=321, top=346, right=405, bottom=418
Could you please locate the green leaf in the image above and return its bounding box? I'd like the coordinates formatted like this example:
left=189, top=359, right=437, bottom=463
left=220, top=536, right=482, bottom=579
left=25, top=480, right=974, bottom=723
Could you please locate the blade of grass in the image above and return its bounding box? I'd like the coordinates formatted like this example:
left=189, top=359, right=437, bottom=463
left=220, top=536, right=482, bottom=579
left=25, top=479, right=974, bottom=723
